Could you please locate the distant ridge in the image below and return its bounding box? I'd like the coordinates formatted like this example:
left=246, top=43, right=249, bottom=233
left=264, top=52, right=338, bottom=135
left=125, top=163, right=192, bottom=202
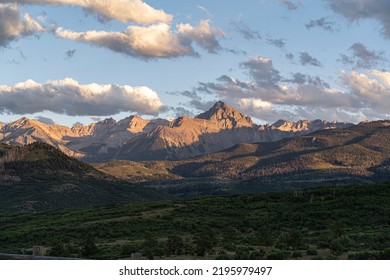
left=0, top=102, right=353, bottom=161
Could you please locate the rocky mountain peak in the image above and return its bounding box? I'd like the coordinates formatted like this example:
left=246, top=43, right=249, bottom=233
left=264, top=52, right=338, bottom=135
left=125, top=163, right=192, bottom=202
left=98, top=117, right=116, bottom=125
left=4, top=117, right=38, bottom=131
left=125, top=115, right=150, bottom=132
left=195, top=101, right=254, bottom=128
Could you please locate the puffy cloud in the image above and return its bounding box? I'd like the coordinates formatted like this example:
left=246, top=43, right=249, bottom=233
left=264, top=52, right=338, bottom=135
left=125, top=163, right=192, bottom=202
left=235, top=98, right=272, bottom=112
left=369, top=70, right=390, bottom=87
left=55, top=20, right=224, bottom=59
left=340, top=70, right=390, bottom=114
left=55, top=24, right=191, bottom=59
left=339, top=43, right=386, bottom=69
left=0, top=4, right=44, bottom=47
left=177, top=20, right=224, bottom=53
left=326, top=0, right=390, bottom=39
left=299, top=52, right=322, bottom=67
left=0, top=0, right=172, bottom=24
left=0, top=78, right=163, bottom=116
left=305, top=17, right=336, bottom=32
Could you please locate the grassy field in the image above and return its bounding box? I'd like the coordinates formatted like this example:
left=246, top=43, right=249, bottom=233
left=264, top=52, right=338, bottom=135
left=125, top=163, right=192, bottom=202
left=0, top=182, right=389, bottom=260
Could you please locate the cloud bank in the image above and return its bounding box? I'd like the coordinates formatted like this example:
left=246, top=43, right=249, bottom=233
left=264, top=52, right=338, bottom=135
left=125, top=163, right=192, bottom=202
left=0, top=0, right=172, bottom=24
left=55, top=20, right=224, bottom=59
left=180, top=56, right=390, bottom=122
left=0, top=4, right=44, bottom=47
left=0, top=78, right=163, bottom=116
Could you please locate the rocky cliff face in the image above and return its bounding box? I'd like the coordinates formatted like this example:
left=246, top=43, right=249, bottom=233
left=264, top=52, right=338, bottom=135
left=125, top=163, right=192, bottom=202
left=0, top=102, right=353, bottom=161
left=196, top=101, right=255, bottom=129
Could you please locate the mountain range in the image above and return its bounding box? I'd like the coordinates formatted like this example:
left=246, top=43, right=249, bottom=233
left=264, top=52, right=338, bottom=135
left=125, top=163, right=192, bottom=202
left=94, top=120, right=390, bottom=184
left=0, top=101, right=352, bottom=162
left=0, top=116, right=389, bottom=212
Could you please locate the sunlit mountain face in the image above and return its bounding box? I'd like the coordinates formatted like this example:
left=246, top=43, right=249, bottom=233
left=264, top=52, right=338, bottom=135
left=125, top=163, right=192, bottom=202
left=0, top=102, right=352, bottom=161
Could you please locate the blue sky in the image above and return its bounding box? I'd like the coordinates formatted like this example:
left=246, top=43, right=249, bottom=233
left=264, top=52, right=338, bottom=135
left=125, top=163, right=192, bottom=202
left=0, top=0, right=389, bottom=126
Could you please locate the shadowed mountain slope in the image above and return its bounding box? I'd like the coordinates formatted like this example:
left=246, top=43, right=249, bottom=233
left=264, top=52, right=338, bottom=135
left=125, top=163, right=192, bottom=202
left=0, top=142, right=168, bottom=213
left=96, top=121, right=390, bottom=184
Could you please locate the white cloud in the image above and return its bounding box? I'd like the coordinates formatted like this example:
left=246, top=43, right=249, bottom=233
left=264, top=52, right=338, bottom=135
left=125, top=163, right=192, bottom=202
left=340, top=70, right=390, bottom=114
left=177, top=20, right=224, bottom=53
left=369, top=70, right=390, bottom=87
left=237, top=98, right=272, bottom=111
left=0, top=4, right=44, bottom=47
left=0, top=78, right=164, bottom=116
left=0, top=0, right=172, bottom=24
left=55, top=20, right=224, bottom=59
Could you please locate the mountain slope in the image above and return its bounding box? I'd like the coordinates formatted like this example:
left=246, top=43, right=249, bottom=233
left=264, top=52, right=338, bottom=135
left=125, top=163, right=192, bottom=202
left=0, top=118, right=83, bottom=158
left=0, top=142, right=168, bottom=212
left=96, top=121, right=390, bottom=184
left=173, top=120, right=390, bottom=180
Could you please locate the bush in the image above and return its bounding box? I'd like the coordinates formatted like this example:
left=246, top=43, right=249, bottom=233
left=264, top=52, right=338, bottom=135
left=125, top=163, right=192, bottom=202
left=80, top=236, right=99, bottom=258
left=121, top=242, right=141, bottom=257
left=292, top=251, right=302, bottom=258
left=47, top=240, right=71, bottom=257
left=379, top=248, right=390, bottom=260
left=235, top=247, right=251, bottom=260
left=166, top=235, right=184, bottom=256
left=307, top=247, right=318, bottom=256
left=266, top=250, right=290, bottom=260
left=348, top=251, right=378, bottom=260
left=330, top=236, right=351, bottom=255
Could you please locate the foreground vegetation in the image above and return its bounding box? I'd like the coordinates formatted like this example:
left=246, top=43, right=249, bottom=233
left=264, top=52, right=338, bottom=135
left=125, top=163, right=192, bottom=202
left=0, top=182, right=389, bottom=260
